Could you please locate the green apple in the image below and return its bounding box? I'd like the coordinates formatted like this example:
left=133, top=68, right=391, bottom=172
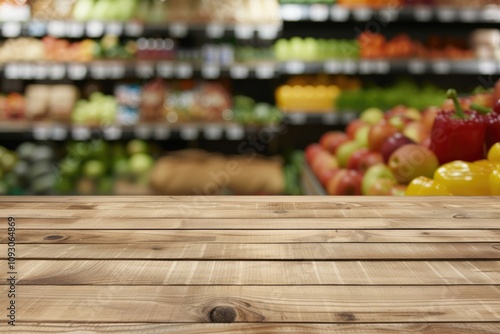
left=336, top=140, right=362, bottom=168
left=362, top=163, right=397, bottom=195
left=360, top=107, right=384, bottom=125
left=83, top=160, right=106, bottom=178
left=354, top=125, right=370, bottom=147
left=129, top=153, right=154, bottom=174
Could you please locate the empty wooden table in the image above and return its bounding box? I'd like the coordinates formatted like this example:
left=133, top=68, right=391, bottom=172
left=1, top=196, right=499, bottom=333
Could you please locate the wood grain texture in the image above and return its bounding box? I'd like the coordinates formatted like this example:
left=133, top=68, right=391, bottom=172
left=2, top=323, right=500, bottom=334
left=3, top=242, right=499, bottom=260
left=3, top=229, right=500, bottom=244
left=9, top=217, right=500, bottom=230
left=1, top=196, right=499, bottom=331
left=2, top=260, right=498, bottom=286
left=1, top=285, right=500, bottom=322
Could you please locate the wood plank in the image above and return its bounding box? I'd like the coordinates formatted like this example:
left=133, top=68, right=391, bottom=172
left=1, top=207, right=497, bottom=219
left=2, top=323, right=500, bottom=334
left=1, top=285, right=499, bottom=322
left=3, top=260, right=498, bottom=286
left=3, top=229, right=500, bottom=244
left=3, top=243, right=500, bottom=260
left=1, top=195, right=498, bottom=205
left=9, top=217, right=500, bottom=230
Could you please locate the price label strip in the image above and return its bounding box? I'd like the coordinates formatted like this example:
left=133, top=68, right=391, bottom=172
left=204, top=125, right=223, bottom=140
left=68, top=64, right=88, bottom=80
left=234, top=25, right=254, bottom=40
left=206, top=24, right=225, bottom=39
left=1, top=22, right=22, bottom=37
left=180, top=126, right=199, bottom=140
left=225, top=125, right=245, bottom=140
left=154, top=126, right=171, bottom=140
left=169, top=23, right=188, bottom=38
left=309, top=4, right=329, bottom=22
left=47, top=21, right=66, bottom=37
left=67, top=22, right=85, bottom=38
left=134, top=125, right=152, bottom=139
left=103, top=126, right=122, bottom=140
left=157, top=62, right=174, bottom=78
left=230, top=65, right=249, bottom=79
left=255, top=64, right=275, bottom=79
left=331, top=5, right=350, bottom=21
left=72, top=127, right=91, bottom=141
left=33, top=125, right=52, bottom=141
left=201, top=64, right=221, bottom=79
left=176, top=63, right=193, bottom=78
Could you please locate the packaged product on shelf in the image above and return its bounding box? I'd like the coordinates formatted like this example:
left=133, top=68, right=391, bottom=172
left=0, top=93, right=25, bottom=120
left=140, top=79, right=166, bottom=122
left=49, top=85, right=79, bottom=122
left=115, top=84, right=142, bottom=125
left=163, top=81, right=232, bottom=122
left=30, top=0, right=74, bottom=20
left=25, top=85, right=50, bottom=120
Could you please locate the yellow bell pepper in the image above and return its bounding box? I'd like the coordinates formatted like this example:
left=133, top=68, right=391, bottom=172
left=405, top=176, right=452, bottom=196
left=434, top=161, right=491, bottom=196
left=487, top=142, right=500, bottom=162
left=490, top=169, right=500, bottom=195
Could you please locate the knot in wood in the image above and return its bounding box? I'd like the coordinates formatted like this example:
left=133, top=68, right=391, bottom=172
left=44, top=235, right=64, bottom=241
left=209, top=306, right=237, bottom=323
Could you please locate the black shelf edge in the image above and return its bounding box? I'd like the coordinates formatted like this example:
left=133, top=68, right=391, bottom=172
left=0, top=21, right=282, bottom=40
left=0, top=122, right=282, bottom=142
left=280, top=4, right=500, bottom=23
left=1, top=59, right=498, bottom=80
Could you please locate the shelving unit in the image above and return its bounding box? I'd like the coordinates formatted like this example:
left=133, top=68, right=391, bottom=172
left=0, top=1, right=499, bottom=196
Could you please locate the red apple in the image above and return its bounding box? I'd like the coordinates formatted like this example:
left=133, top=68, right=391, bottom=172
left=346, top=119, right=367, bottom=139
left=326, top=169, right=363, bottom=195
left=317, top=167, right=341, bottom=188
left=403, top=121, right=430, bottom=144
left=387, top=144, right=440, bottom=184
left=305, top=143, right=323, bottom=165
left=319, top=131, right=350, bottom=155
left=368, top=120, right=398, bottom=152
left=347, top=147, right=370, bottom=170
left=359, top=151, right=384, bottom=173
left=365, top=178, right=396, bottom=195
left=311, top=151, right=339, bottom=178
left=384, top=105, right=408, bottom=119
left=380, top=132, right=415, bottom=163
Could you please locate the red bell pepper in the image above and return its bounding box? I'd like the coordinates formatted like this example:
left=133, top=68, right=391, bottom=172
left=430, top=89, right=487, bottom=165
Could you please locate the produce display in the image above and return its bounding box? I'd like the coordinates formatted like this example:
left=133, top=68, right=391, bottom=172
left=0, top=80, right=282, bottom=125
left=0, top=142, right=57, bottom=195
left=275, top=75, right=360, bottom=112
left=56, top=139, right=156, bottom=195
left=358, top=32, right=473, bottom=60
left=149, top=149, right=286, bottom=195
left=336, top=80, right=446, bottom=112
left=304, top=83, right=500, bottom=196
left=29, top=0, right=281, bottom=25
left=274, top=38, right=359, bottom=61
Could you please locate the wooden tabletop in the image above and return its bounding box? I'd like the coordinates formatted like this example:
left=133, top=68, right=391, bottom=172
left=1, top=196, right=499, bottom=333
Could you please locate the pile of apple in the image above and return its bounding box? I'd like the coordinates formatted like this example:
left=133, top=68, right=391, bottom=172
left=305, top=105, right=440, bottom=195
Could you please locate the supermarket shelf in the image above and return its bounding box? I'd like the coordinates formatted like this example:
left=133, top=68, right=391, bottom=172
left=0, top=21, right=282, bottom=40
left=283, top=111, right=358, bottom=125
left=0, top=121, right=279, bottom=141
left=1, top=59, right=498, bottom=80
left=300, top=159, right=326, bottom=196
left=281, top=4, right=500, bottom=23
